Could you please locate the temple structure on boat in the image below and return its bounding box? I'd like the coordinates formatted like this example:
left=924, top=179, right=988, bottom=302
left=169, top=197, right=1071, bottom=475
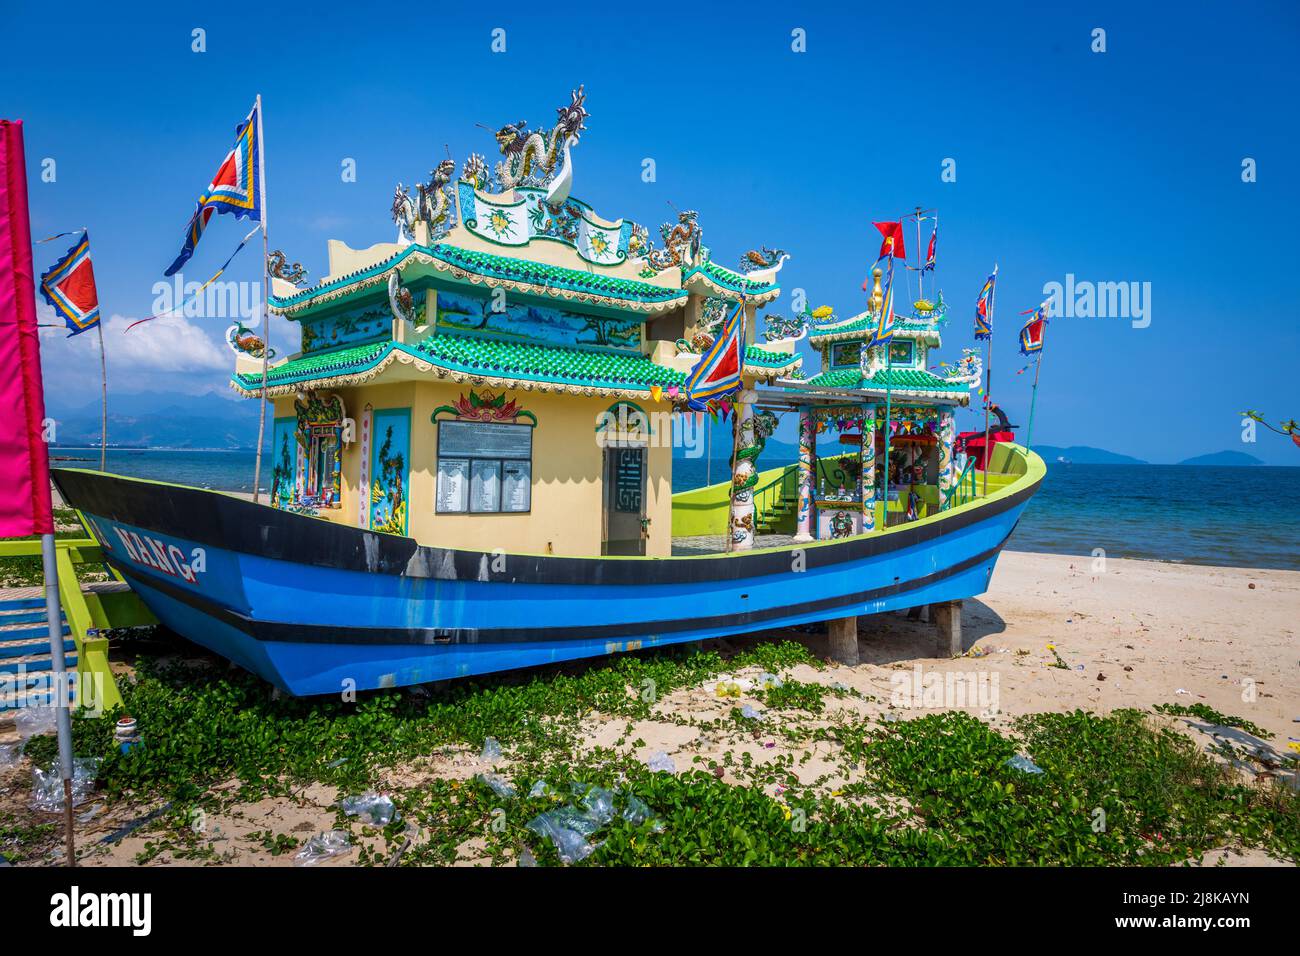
left=230, top=88, right=801, bottom=558
left=229, top=88, right=980, bottom=560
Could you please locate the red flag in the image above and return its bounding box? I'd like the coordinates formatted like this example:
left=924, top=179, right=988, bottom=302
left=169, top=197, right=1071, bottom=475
left=0, top=119, right=53, bottom=536
left=873, top=220, right=906, bottom=261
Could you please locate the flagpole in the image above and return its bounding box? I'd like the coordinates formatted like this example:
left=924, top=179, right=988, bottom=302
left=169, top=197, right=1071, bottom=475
left=914, top=207, right=924, bottom=304
left=882, top=344, right=893, bottom=527
left=95, top=320, right=108, bottom=471
left=705, top=413, right=711, bottom=487
left=1025, top=322, right=1046, bottom=454
left=880, top=257, right=894, bottom=528
left=981, top=268, right=997, bottom=497
left=252, top=94, right=270, bottom=504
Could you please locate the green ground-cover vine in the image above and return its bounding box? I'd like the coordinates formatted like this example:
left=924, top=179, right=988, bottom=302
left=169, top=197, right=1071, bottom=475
left=12, top=639, right=1297, bottom=866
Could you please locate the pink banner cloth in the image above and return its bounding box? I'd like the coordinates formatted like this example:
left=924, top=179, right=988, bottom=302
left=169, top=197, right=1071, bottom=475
left=0, top=119, right=53, bottom=536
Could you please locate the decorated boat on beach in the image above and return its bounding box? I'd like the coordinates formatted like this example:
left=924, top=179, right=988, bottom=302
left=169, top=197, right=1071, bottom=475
left=51, top=89, right=1043, bottom=696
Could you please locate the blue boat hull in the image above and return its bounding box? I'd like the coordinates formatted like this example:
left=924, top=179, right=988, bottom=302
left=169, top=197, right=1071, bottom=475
left=51, top=464, right=1040, bottom=696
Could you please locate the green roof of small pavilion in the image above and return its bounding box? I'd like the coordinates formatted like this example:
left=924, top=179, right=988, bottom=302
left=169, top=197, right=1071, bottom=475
left=801, top=366, right=970, bottom=396
left=808, top=314, right=941, bottom=345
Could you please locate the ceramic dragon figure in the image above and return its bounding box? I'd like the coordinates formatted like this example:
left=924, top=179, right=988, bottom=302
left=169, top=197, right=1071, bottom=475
left=265, top=250, right=309, bottom=287
left=762, top=311, right=808, bottom=344
left=738, top=247, right=789, bottom=284
left=392, top=158, right=457, bottom=243
left=387, top=271, right=424, bottom=330
left=644, top=210, right=703, bottom=272
left=944, top=348, right=984, bottom=387
left=492, top=86, right=589, bottom=191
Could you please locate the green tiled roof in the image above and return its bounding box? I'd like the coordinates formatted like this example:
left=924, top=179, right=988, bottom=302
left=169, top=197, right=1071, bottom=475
left=414, top=335, right=685, bottom=390
left=234, top=342, right=389, bottom=389
left=680, top=261, right=779, bottom=296
left=432, top=245, right=687, bottom=304
left=744, top=345, right=798, bottom=369
left=269, top=242, right=688, bottom=311
left=808, top=315, right=937, bottom=341
left=802, top=367, right=969, bottom=393
left=233, top=335, right=686, bottom=394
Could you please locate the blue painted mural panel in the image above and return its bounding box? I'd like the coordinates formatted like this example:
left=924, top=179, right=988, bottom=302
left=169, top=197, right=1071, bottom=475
left=370, top=408, right=411, bottom=535
left=435, top=289, right=642, bottom=350
left=270, top=417, right=299, bottom=508
left=301, top=303, right=393, bottom=354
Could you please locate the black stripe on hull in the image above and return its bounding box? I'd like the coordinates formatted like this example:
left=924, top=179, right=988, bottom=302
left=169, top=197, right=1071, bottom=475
left=113, top=530, right=1012, bottom=647
left=53, top=468, right=1040, bottom=588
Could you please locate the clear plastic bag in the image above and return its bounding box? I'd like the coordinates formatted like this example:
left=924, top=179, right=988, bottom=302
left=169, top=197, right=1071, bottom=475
left=645, top=751, right=676, bottom=773
left=339, top=792, right=399, bottom=826
left=476, top=773, right=517, bottom=800
left=14, top=708, right=56, bottom=740
left=526, top=811, right=596, bottom=864
left=30, top=758, right=100, bottom=812
left=1004, top=754, right=1045, bottom=774
left=295, top=829, right=352, bottom=866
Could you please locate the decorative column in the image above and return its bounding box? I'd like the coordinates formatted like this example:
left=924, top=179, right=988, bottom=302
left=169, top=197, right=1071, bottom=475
left=861, top=405, right=877, bottom=533
left=793, top=406, right=815, bottom=543
left=728, top=389, right=758, bottom=551
left=937, top=409, right=956, bottom=507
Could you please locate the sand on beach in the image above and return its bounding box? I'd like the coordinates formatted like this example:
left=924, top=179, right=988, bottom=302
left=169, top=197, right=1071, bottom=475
left=2, top=549, right=1295, bottom=866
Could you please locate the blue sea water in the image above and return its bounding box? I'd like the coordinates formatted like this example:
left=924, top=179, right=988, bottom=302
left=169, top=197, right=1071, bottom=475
left=669, top=458, right=1300, bottom=570
left=53, top=449, right=1300, bottom=571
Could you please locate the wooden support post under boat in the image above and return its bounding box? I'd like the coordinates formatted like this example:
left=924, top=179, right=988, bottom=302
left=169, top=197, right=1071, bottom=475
left=827, top=616, right=859, bottom=666
left=931, top=600, right=963, bottom=657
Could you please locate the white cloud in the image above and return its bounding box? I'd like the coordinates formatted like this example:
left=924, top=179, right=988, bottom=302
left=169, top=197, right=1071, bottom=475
left=38, top=303, right=228, bottom=372
left=37, top=303, right=238, bottom=411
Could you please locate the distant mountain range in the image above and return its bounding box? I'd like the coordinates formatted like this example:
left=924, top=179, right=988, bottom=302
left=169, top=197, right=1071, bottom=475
left=1032, top=445, right=1148, bottom=465
left=48, top=391, right=263, bottom=450
left=1177, top=450, right=1264, bottom=466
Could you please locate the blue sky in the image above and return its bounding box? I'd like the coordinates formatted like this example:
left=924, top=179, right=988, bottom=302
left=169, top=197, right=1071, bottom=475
left=5, top=1, right=1298, bottom=463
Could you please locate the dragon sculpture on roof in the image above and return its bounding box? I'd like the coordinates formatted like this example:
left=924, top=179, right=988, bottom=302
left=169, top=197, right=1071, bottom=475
left=392, top=158, right=457, bottom=243
left=492, top=86, right=589, bottom=191
left=644, top=209, right=703, bottom=273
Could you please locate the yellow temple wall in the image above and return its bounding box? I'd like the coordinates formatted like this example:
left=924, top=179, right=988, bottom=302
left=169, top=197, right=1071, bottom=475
left=274, top=382, right=672, bottom=559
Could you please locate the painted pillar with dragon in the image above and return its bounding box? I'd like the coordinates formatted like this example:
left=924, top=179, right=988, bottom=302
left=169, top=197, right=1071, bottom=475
left=861, top=406, right=877, bottom=533
left=729, top=395, right=777, bottom=550
left=938, top=409, right=956, bottom=506
left=793, top=406, right=815, bottom=542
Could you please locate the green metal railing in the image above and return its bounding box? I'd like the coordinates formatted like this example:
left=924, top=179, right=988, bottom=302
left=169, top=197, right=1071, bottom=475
left=752, top=465, right=799, bottom=533
left=752, top=457, right=868, bottom=533
left=941, top=458, right=978, bottom=510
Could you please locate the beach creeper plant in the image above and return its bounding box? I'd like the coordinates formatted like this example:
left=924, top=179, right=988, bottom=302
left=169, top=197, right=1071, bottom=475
left=12, top=642, right=1297, bottom=867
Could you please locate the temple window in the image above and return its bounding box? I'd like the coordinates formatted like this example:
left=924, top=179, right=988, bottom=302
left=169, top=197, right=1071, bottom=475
left=888, top=340, right=915, bottom=367
left=829, top=341, right=862, bottom=368
left=435, top=420, right=533, bottom=514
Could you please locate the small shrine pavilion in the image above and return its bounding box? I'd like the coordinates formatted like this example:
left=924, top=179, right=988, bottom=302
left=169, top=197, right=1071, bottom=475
left=761, top=269, right=976, bottom=543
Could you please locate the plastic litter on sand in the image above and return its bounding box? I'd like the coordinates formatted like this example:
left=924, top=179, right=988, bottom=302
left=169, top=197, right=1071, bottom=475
left=295, top=830, right=352, bottom=866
